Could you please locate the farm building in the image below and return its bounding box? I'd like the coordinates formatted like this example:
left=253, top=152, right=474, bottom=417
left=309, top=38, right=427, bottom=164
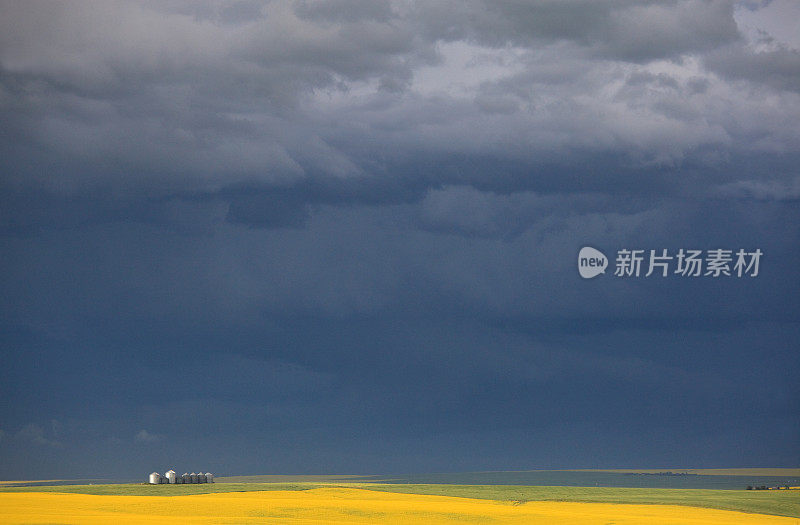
left=148, top=469, right=214, bottom=484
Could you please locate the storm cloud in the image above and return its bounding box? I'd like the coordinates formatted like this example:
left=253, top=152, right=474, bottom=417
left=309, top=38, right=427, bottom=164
left=1, top=0, right=798, bottom=478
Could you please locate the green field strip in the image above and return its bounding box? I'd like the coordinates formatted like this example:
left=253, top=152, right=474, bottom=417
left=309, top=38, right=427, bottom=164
left=352, top=483, right=800, bottom=519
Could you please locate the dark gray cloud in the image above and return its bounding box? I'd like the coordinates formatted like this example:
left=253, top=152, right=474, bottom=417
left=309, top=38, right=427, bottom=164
left=413, top=0, right=740, bottom=61
left=1, top=0, right=796, bottom=212
left=704, top=43, right=800, bottom=92
left=1, top=1, right=798, bottom=478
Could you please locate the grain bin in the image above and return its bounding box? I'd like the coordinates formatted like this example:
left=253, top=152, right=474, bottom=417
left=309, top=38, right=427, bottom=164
left=182, top=473, right=190, bottom=484
left=148, top=472, right=161, bottom=484
left=198, top=472, right=207, bottom=483
left=205, top=472, right=214, bottom=483
left=165, top=470, right=177, bottom=484
left=190, top=472, right=198, bottom=483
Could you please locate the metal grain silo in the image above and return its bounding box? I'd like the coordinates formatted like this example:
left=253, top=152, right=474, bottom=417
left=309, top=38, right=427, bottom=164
left=190, top=472, right=198, bottom=483
left=198, top=472, right=207, bottom=483
left=149, top=472, right=161, bottom=484
left=205, top=472, right=214, bottom=483
left=165, top=470, right=177, bottom=484
left=182, top=473, right=190, bottom=484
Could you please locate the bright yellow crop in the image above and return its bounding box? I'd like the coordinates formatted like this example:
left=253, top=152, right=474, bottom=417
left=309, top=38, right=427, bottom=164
left=0, top=487, right=795, bottom=524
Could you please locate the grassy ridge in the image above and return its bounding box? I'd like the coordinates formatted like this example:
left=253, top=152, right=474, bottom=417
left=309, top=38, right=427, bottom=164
left=354, top=484, right=800, bottom=519
left=1, top=482, right=797, bottom=518
left=0, top=479, right=72, bottom=485
left=0, top=482, right=324, bottom=496
left=564, top=468, right=800, bottom=477
left=217, top=474, right=378, bottom=483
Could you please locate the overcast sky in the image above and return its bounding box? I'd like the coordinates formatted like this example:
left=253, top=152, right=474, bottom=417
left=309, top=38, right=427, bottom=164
left=1, top=0, right=798, bottom=479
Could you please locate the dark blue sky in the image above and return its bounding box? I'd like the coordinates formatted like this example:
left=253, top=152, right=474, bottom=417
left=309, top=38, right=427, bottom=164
left=1, top=0, right=799, bottom=479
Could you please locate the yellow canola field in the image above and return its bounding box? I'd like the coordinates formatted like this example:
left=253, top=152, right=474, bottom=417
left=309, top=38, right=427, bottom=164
left=0, top=487, right=796, bottom=524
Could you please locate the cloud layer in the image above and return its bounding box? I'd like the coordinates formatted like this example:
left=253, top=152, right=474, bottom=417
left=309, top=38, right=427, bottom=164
left=1, top=0, right=798, bottom=478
